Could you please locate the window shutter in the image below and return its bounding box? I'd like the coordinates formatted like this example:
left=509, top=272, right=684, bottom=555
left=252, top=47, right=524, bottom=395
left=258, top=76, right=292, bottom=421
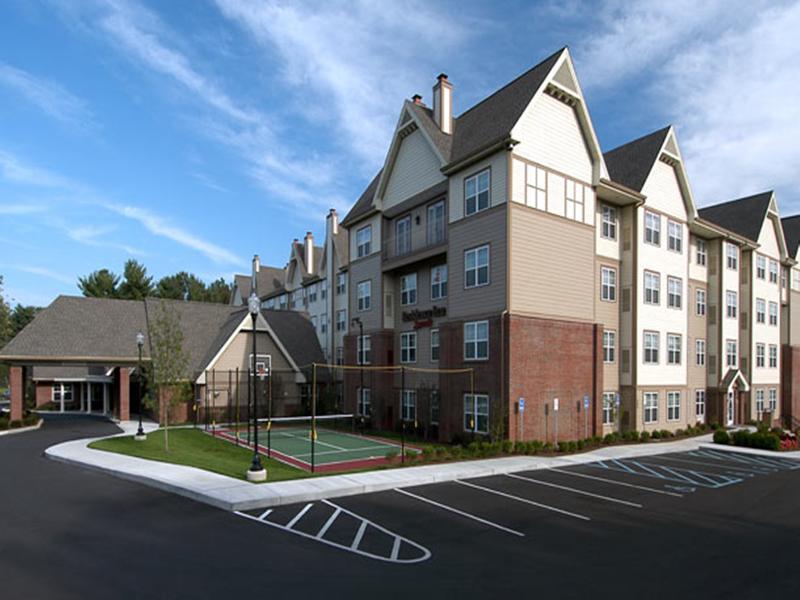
left=741, top=312, right=748, bottom=330
left=709, top=305, right=717, bottom=325
left=741, top=357, right=748, bottom=373
left=622, top=288, right=631, bottom=312
left=622, top=349, right=630, bottom=373
left=623, top=227, right=632, bottom=251
left=709, top=355, right=717, bottom=375
left=384, top=293, right=393, bottom=318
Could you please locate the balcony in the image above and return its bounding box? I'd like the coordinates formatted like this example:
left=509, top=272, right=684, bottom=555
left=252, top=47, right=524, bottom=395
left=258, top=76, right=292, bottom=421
left=382, top=224, right=447, bottom=271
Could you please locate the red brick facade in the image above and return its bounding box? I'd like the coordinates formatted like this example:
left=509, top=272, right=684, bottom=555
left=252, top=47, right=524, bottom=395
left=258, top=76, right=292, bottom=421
left=10, top=366, right=23, bottom=421
left=35, top=383, right=52, bottom=407
left=116, top=367, right=130, bottom=421
left=782, top=345, right=800, bottom=428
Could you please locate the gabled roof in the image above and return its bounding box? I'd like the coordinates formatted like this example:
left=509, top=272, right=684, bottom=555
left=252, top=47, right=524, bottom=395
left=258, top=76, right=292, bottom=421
left=407, top=101, right=453, bottom=162
left=603, top=127, right=671, bottom=192
left=698, top=192, right=774, bottom=243
left=232, top=266, right=284, bottom=303
left=263, top=310, right=324, bottom=368
left=782, top=215, right=800, bottom=259
left=341, top=169, right=382, bottom=227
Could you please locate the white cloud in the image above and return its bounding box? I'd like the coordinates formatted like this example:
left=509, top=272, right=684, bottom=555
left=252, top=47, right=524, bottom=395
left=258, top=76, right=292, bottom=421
left=0, top=204, right=47, bottom=215
left=0, top=151, right=78, bottom=189
left=7, top=265, right=76, bottom=286
left=67, top=223, right=147, bottom=256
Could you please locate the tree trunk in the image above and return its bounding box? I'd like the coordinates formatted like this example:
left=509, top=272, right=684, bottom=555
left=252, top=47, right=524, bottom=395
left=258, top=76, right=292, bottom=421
left=163, top=396, right=170, bottom=453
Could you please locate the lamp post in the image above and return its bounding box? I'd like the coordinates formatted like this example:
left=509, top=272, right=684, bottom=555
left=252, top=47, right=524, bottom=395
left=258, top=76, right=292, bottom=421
left=247, top=291, right=267, bottom=482
left=134, top=331, right=146, bottom=441
left=352, top=317, right=364, bottom=425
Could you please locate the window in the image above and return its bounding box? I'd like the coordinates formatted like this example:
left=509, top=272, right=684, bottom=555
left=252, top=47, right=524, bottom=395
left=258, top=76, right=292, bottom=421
left=465, top=320, right=489, bottom=360
left=726, top=291, right=738, bottom=319
left=465, top=169, right=490, bottom=216
left=311, top=315, right=318, bottom=331
left=278, top=294, right=287, bottom=310
left=292, top=290, right=304, bottom=309
left=431, top=329, right=440, bottom=361
left=602, top=392, right=615, bottom=425
left=794, top=269, right=800, bottom=290
left=644, top=211, right=661, bottom=246
left=430, top=390, right=440, bottom=425
left=726, top=339, right=738, bottom=367
left=769, top=259, right=779, bottom=283
left=644, top=331, right=659, bottom=364
left=696, top=239, right=707, bottom=266
left=400, top=332, right=417, bottom=363
left=396, top=216, right=412, bottom=256
left=644, top=271, right=660, bottom=305
left=755, top=389, right=765, bottom=414
left=603, top=330, right=616, bottom=363
left=601, top=205, right=617, bottom=240
left=431, top=265, right=448, bottom=300
left=756, top=255, right=766, bottom=280
left=465, top=245, right=489, bottom=288
left=667, top=277, right=682, bottom=309
left=427, top=200, right=446, bottom=245
left=756, top=298, right=766, bottom=324
left=667, top=391, right=681, bottom=421
left=357, top=388, right=371, bottom=416
left=356, top=225, right=372, bottom=258
left=357, top=335, right=371, bottom=365
left=400, top=273, right=417, bottom=306
left=695, top=390, right=706, bottom=420
left=726, top=243, right=738, bottom=270
left=52, top=383, right=73, bottom=405
left=336, top=309, right=347, bottom=332
left=336, top=346, right=343, bottom=366
left=307, top=283, right=318, bottom=303
left=769, top=301, right=778, bottom=326
left=769, top=388, right=777, bottom=412
left=667, top=334, right=682, bottom=365
left=644, top=392, right=659, bottom=424
left=668, top=221, right=683, bottom=253
left=696, top=289, right=706, bottom=316
left=464, top=394, right=489, bottom=433
left=321, top=280, right=327, bottom=300
left=769, top=344, right=778, bottom=368
left=601, top=267, right=617, bottom=301
left=264, top=298, right=275, bottom=310
left=696, top=339, right=706, bottom=367
left=756, top=343, right=765, bottom=368
left=320, top=313, right=327, bottom=334
left=401, top=390, right=417, bottom=422
left=565, top=179, right=584, bottom=222
left=336, top=273, right=346, bottom=295
left=357, top=280, right=371, bottom=311
left=782, top=266, right=788, bottom=289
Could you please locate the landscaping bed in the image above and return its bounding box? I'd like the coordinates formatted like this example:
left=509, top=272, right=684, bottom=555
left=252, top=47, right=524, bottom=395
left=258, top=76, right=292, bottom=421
left=713, top=425, right=799, bottom=451
left=0, top=411, right=40, bottom=432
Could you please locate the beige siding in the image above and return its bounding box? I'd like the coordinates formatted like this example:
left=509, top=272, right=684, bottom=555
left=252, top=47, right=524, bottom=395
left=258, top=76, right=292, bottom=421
left=596, top=258, right=620, bottom=392
left=210, top=329, right=293, bottom=373
left=449, top=151, right=507, bottom=223
left=509, top=203, right=594, bottom=321
left=687, top=279, right=708, bottom=400
left=383, top=129, right=444, bottom=209
left=348, top=253, right=383, bottom=331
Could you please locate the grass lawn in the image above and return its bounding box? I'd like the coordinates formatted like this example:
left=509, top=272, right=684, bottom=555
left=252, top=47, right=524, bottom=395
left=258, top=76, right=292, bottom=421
left=89, top=428, right=311, bottom=483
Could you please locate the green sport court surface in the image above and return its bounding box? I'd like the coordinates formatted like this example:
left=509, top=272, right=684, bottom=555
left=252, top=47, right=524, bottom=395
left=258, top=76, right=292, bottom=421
left=212, top=417, right=419, bottom=472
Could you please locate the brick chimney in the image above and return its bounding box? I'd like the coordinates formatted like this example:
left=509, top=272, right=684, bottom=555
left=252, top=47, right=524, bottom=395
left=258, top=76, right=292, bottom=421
left=412, top=94, right=423, bottom=105
left=433, top=73, right=453, bottom=134
left=304, top=232, right=314, bottom=274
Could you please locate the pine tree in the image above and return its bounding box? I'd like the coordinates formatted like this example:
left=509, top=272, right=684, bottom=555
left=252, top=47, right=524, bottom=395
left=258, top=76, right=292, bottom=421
left=78, top=269, right=120, bottom=298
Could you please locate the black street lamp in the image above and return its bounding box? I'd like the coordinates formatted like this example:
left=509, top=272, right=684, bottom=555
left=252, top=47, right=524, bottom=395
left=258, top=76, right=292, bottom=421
left=135, top=331, right=146, bottom=441
left=352, top=317, right=364, bottom=424
left=247, top=291, right=267, bottom=481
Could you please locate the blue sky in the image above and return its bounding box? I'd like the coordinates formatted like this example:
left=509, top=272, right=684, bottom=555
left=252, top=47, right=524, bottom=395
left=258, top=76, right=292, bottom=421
left=1, top=0, right=798, bottom=307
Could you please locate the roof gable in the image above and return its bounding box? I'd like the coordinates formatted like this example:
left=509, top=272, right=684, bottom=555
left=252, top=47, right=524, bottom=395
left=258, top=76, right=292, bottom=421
left=781, top=215, right=800, bottom=260
left=698, top=191, right=774, bottom=243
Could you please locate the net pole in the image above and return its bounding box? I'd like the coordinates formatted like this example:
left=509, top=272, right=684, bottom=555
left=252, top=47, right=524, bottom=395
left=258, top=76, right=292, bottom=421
left=211, top=369, right=216, bottom=435
left=247, top=360, right=251, bottom=445
left=311, top=363, right=317, bottom=473
left=204, top=371, right=209, bottom=431
left=227, top=369, right=232, bottom=434
left=235, top=367, right=240, bottom=447
left=267, top=370, right=272, bottom=458
left=401, top=365, right=405, bottom=464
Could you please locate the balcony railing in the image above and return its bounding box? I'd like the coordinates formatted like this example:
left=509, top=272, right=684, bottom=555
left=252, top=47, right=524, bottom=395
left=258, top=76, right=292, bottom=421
left=382, top=224, right=447, bottom=262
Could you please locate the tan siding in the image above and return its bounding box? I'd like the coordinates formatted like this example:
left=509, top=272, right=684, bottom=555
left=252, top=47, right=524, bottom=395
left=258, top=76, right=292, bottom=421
left=449, top=151, right=507, bottom=222
left=383, top=129, right=444, bottom=209
left=211, top=330, right=293, bottom=373
left=596, top=258, right=620, bottom=392
left=348, top=253, right=383, bottom=331
left=687, top=279, right=708, bottom=394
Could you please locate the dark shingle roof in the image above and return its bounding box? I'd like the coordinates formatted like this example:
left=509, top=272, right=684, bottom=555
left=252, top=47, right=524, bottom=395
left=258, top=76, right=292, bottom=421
left=341, top=169, right=382, bottom=227
left=32, top=365, right=113, bottom=381
left=263, top=310, right=324, bottom=368
left=697, top=192, right=773, bottom=242
left=782, top=215, right=800, bottom=259
left=603, top=127, right=671, bottom=192
left=407, top=101, right=453, bottom=161
left=232, top=267, right=284, bottom=303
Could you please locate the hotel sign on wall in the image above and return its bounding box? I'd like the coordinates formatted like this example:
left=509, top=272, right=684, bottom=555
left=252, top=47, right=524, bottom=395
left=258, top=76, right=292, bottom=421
left=402, top=306, right=446, bottom=329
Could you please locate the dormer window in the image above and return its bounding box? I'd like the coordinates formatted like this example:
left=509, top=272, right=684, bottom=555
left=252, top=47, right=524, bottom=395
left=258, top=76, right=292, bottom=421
left=464, top=169, right=490, bottom=216
left=356, top=225, right=372, bottom=258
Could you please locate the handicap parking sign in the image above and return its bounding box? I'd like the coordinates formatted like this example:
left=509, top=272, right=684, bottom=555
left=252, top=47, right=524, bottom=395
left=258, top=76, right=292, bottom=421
left=518, top=398, right=525, bottom=411
left=583, top=394, right=589, bottom=409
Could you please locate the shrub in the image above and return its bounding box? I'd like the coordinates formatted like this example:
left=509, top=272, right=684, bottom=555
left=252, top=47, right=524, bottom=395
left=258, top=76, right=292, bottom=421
left=660, top=430, right=673, bottom=439
left=603, top=433, right=615, bottom=445
left=501, top=440, right=513, bottom=454
left=9, top=420, right=22, bottom=429
left=404, top=450, right=417, bottom=462
left=434, top=446, right=448, bottom=459
left=651, top=430, right=662, bottom=440
left=449, top=446, right=463, bottom=460
left=713, top=430, right=730, bottom=445
left=385, top=450, right=399, bottom=462
left=624, top=430, right=639, bottom=442
left=730, top=429, right=780, bottom=451
left=576, top=439, right=585, bottom=451
left=640, top=431, right=651, bottom=442
left=675, top=429, right=686, bottom=438
left=542, top=442, right=553, bottom=453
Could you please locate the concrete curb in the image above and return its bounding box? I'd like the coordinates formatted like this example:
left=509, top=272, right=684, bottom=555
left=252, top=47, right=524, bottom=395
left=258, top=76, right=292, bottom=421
left=45, top=431, right=716, bottom=512
left=0, top=419, right=44, bottom=437
left=697, top=443, right=800, bottom=460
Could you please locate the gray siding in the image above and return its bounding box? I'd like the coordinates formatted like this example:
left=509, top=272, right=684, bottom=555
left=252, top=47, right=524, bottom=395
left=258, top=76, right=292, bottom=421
left=348, top=254, right=383, bottom=331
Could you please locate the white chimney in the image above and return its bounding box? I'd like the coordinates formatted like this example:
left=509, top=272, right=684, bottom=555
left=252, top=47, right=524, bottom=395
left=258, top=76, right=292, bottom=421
left=251, top=254, right=260, bottom=293
left=432, top=73, right=453, bottom=134
left=304, top=232, right=314, bottom=274
left=327, top=208, right=339, bottom=236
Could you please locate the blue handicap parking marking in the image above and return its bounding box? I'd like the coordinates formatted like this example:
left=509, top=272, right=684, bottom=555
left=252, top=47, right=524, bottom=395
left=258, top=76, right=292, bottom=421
left=589, top=458, right=743, bottom=489
left=690, top=449, right=800, bottom=471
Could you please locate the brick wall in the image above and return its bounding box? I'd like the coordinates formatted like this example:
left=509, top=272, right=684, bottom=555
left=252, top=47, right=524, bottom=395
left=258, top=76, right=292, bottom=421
left=343, top=330, right=396, bottom=429
left=782, top=344, right=800, bottom=428
left=35, top=382, right=52, bottom=407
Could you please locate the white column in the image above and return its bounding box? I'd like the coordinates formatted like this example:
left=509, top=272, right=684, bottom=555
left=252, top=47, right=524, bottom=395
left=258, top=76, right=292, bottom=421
left=60, top=385, right=65, bottom=413
left=87, top=383, right=93, bottom=414
left=103, top=384, right=109, bottom=415
left=79, top=383, right=84, bottom=412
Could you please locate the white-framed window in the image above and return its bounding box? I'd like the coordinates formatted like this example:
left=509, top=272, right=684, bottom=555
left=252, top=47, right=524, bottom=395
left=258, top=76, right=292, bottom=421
left=756, top=343, right=765, bottom=368
left=644, top=331, right=659, bottom=364
left=400, top=332, right=417, bottom=363
left=427, top=200, right=446, bottom=245
left=292, top=290, right=304, bottom=309
left=320, top=313, right=327, bottom=334
left=357, top=335, right=371, bottom=365
left=668, top=221, right=682, bottom=253
left=644, top=271, right=660, bottom=305
left=528, top=164, right=547, bottom=210
left=307, top=283, right=318, bottom=303
left=602, top=392, right=615, bottom=425
left=726, top=242, right=738, bottom=270
left=601, top=205, right=617, bottom=240
left=431, top=265, right=448, bottom=300
left=755, top=389, right=765, bottom=414
left=565, top=179, right=584, bottom=222
left=400, top=273, right=417, bottom=306
left=465, top=245, right=489, bottom=288
left=769, top=259, right=779, bottom=284
left=667, top=277, right=682, bottom=309
left=793, top=269, right=800, bottom=290
left=601, top=266, right=617, bottom=301
left=336, top=309, right=347, bottom=332
left=430, top=328, right=440, bottom=361
left=756, top=255, right=766, bottom=280
left=645, top=210, right=661, bottom=246
left=357, top=280, right=371, bottom=311
left=696, top=239, right=707, bottom=266
left=667, top=334, right=682, bottom=365
left=782, top=266, right=788, bottom=290
left=321, top=280, right=327, bottom=300
left=695, top=390, right=706, bottom=420
left=264, top=298, right=275, bottom=310
left=357, top=388, right=371, bottom=416
left=464, top=393, right=489, bottom=433
left=401, top=389, right=417, bottom=422
left=726, top=290, right=738, bottom=319
left=726, top=339, right=738, bottom=367
left=356, top=225, right=372, bottom=258
left=769, top=301, right=778, bottom=326
left=756, top=298, right=766, bottom=324
left=696, top=289, right=706, bottom=316
left=769, top=388, right=777, bottom=412
left=336, top=346, right=344, bottom=366
left=336, top=272, right=347, bottom=295
left=278, top=294, right=287, bottom=310
left=667, top=391, right=681, bottom=421
left=769, top=344, right=778, bottom=368
left=465, top=320, right=489, bottom=360
left=430, top=390, right=440, bottom=425
left=396, top=216, right=412, bottom=256
left=603, top=330, right=616, bottom=363
left=465, top=169, right=490, bottom=216
left=644, top=392, right=659, bottom=424
left=311, top=315, right=318, bottom=331
left=696, top=339, right=706, bottom=367
left=52, top=383, right=74, bottom=404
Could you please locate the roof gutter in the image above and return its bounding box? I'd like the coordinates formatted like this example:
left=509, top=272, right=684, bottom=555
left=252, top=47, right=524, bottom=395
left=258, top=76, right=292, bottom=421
left=0, top=355, right=148, bottom=364
left=692, top=217, right=758, bottom=249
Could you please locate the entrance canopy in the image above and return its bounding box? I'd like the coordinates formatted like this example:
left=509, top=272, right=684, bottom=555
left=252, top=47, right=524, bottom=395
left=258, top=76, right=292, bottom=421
left=720, top=368, right=750, bottom=393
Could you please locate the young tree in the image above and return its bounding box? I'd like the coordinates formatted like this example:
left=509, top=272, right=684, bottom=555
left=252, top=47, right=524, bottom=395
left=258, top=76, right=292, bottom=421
left=145, top=301, right=191, bottom=452
left=78, top=269, right=120, bottom=298
left=10, top=305, right=40, bottom=337
left=205, top=278, right=232, bottom=304
left=118, top=260, right=154, bottom=300
left=0, top=276, right=11, bottom=346
left=155, top=272, right=208, bottom=302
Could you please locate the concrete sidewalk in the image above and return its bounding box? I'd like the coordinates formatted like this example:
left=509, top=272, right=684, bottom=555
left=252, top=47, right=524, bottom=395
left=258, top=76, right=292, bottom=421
left=44, top=428, right=737, bottom=512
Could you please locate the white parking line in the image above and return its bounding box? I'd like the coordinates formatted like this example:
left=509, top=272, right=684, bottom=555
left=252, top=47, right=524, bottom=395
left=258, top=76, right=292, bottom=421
left=550, top=468, right=684, bottom=497
left=286, top=503, right=313, bottom=529
left=316, top=507, right=341, bottom=539
left=504, top=473, right=642, bottom=508
left=456, top=479, right=591, bottom=521
left=258, top=509, right=273, bottom=520
left=649, top=455, right=759, bottom=476
left=351, top=521, right=368, bottom=550
left=394, top=488, right=525, bottom=537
